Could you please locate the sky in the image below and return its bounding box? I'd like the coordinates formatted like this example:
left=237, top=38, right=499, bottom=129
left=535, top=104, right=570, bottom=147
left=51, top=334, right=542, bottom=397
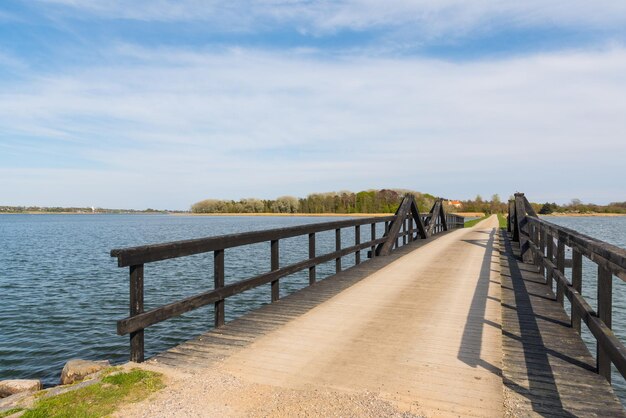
left=1, top=1, right=625, bottom=210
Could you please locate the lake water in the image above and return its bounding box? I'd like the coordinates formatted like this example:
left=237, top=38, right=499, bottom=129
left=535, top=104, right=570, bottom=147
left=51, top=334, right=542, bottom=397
left=1, top=215, right=625, bottom=401
left=0, top=214, right=388, bottom=387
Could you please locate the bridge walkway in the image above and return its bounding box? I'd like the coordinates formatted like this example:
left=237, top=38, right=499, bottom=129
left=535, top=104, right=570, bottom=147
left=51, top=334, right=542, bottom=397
left=119, top=216, right=625, bottom=417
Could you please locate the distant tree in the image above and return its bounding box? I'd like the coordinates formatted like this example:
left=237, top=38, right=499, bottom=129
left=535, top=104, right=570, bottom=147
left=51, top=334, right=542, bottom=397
left=272, top=196, right=299, bottom=213
left=570, top=198, right=583, bottom=207
left=539, top=203, right=554, bottom=215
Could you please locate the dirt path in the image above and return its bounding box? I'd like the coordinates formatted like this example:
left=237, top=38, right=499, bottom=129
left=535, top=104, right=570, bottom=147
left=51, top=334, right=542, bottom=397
left=118, top=216, right=503, bottom=417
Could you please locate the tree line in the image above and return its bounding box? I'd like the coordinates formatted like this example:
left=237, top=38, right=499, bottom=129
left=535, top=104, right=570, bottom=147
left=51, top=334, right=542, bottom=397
left=534, top=200, right=626, bottom=215
left=191, top=189, right=441, bottom=214
left=0, top=206, right=166, bottom=214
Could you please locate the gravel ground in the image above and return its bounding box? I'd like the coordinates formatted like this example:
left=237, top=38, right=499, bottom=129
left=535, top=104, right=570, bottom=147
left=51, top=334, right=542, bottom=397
left=115, top=363, right=423, bottom=417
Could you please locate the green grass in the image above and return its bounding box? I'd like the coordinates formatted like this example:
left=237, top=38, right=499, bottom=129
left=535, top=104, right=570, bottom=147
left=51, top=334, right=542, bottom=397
left=464, top=215, right=489, bottom=228
left=20, top=368, right=163, bottom=418
left=497, top=213, right=507, bottom=229
left=464, top=213, right=509, bottom=228
left=0, top=408, right=24, bottom=418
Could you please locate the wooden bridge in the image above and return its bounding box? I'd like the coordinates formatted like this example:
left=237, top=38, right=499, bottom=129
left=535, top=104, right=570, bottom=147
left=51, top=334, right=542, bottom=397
left=111, top=194, right=626, bottom=417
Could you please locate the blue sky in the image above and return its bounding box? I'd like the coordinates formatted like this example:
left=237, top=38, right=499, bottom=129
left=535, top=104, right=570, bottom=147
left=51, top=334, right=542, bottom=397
left=1, top=1, right=625, bottom=209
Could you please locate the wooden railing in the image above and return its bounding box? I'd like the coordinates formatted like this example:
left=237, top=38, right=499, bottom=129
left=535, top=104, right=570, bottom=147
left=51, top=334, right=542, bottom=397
left=111, top=195, right=464, bottom=362
left=509, top=192, right=626, bottom=383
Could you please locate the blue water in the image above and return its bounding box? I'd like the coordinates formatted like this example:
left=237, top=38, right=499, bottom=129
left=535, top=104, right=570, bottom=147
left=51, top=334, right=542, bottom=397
left=542, top=216, right=626, bottom=401
left=0, top=214, right=388, bottom=386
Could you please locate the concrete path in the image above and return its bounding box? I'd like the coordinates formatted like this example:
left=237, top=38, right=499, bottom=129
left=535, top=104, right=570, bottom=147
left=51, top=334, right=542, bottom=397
left=120, top=216, right=503, bottom=417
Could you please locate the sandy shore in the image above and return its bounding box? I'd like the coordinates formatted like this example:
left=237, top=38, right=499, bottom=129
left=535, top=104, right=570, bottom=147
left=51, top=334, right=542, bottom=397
left=541, top=213, right=626, bottom=217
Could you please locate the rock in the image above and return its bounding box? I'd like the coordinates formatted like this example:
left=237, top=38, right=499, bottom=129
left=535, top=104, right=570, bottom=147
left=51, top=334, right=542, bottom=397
left=0, top=379, right=42, bottom=398
left=60, top=359, right=110, bottom=385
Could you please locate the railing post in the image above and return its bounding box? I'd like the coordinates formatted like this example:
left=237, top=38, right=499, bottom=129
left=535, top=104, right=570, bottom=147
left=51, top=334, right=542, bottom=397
left=402, top=217, right=407, bottom=245
left=515, top=194, right=532, bottom=262
left=538, top=225, right=546, bottom=277
left=214, top=249, right=225, bottom=327
left=532, top=224, right=541, bottom=269
left=308, top=233, right=316, bottom=285
left=335, top=228, right=341, bottom=273
left=271, top=239, right=279, bottom=302
left=597, top=266, right=613, bottom=382
left=571, top=249, right=582, bottom=333
left=370, top=223, right=376, bottom=258
left=129, top=264, right=144, bottom=363
left=355, top=225, right=361, bottom=265
left=546, top=232, right=553, bottom=290
left=556, top=238, right=565, bottom=305
left=512, top=200, right=519, bottom=242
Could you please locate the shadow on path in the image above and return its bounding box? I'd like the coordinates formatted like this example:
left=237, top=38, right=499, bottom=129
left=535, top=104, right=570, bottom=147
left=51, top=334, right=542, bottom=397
left=457, top=227, right=502, bottom=377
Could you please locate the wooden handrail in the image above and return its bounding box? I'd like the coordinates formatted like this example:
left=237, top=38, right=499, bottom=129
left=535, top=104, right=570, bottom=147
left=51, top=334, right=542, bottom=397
left=511, top=192, right=626, bottom=384
left=526, top=217, right=626, bottom=280
left=111, top=215, right=395, bottom=267
left=111, top=195, right=464, bottom=362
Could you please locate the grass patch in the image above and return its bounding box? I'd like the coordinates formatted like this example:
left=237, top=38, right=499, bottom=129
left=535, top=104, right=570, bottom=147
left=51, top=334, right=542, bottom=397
left=497, top=213, right=507, bottom=229
left=0, top=408, right=24, bottom=418
left=464, top=215, right=489, bottom=228
left=21, top=368, right=163, bottom=418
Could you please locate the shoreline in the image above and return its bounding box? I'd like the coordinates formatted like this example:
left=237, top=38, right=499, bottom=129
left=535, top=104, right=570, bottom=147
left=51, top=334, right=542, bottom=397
left=0, top=212, right=169, bottom=215
left=173, top=212, right=394, bottom=217
left=2, top=211, right=625, bottom=217
left=541, top=213, right=626, bottom=217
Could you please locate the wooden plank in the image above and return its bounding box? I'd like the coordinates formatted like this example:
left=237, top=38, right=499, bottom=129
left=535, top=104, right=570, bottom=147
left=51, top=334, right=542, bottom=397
left=597, top=265, right=613, bottom=382
left=214, top=249, right=225, bottom=327
left=523, top=195, right=538, bottom=218
left=335, top=228, right=341, bottom=273
left=571, top=249, right=582, bottom=333
left=308, top=233, right=316, bottom=285
left=376, top=196, right=412, bottom=256
left=537, top=225, right=547, bottom=277
left=355, top=225, right=361, bottom=265
left=402, top=217, right=407, bottom=245
left=425, top=200, right=442, bottom=237
left=546, top=232, right=554, bottom=290
left=271, top=239, right=279, bottom=302
left=129, top=264, right=144, bottom=363
left=556, top=239, right=565, bottom=305
left=410, top=200, right=427, bottom=239
left=512, top=200, right=519, bottom=242
left=515, top=194, right=532, bottom=263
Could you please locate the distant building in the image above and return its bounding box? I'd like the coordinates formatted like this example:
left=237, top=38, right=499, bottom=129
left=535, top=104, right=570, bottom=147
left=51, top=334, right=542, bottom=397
left=448, top=200, right=462, bottom=208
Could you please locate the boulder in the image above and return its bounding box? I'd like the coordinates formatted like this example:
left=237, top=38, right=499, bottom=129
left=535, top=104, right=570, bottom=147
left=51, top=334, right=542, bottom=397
left=0, top=379, right=42, bottom=398
left=60, top=359, right=110, bottom=385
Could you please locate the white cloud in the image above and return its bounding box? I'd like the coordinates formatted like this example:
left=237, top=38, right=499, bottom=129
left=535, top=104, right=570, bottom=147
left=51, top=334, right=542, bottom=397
left=1, top=46, right=625, bottom=208
left=37, top=0, right=626, bottom=37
